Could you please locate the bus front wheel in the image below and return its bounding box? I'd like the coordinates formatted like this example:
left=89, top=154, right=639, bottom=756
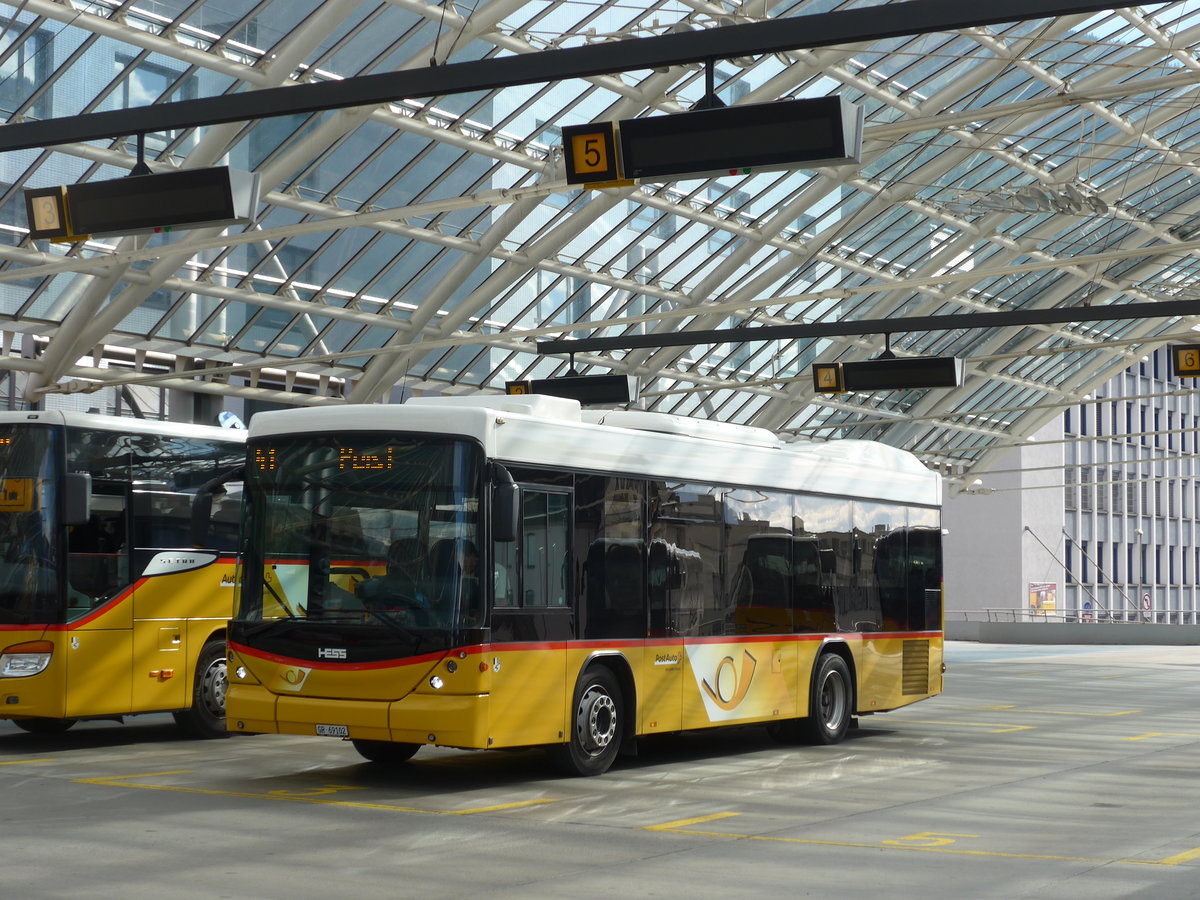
left=13, top=717, right=76, bottom=735
left=174, top=639, right=229, bottom=739
left=352, top=740, right=420, bottom=764
left=548, top=667, right=623, bottom=777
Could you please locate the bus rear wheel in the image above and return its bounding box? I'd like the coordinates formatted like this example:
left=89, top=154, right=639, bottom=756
left=802, top=653, right=852, bottom=744
left=351, top=739, right=420, bottom=764
left=13, top=717, right=76, bottom=735
left=548, top=667, right=623, bottom=777
left=174, top=639, right=229, bottom=739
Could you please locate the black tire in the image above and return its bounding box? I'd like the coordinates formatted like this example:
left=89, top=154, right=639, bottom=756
left=12, top=717, right=76, bottom=735
left=351, top=739, right=421, bottom=764
left=547, top=666, right=623, bottom=776
left=801, top=653, right=852, bottom=745
left=174, top=639, right=229, bottom=739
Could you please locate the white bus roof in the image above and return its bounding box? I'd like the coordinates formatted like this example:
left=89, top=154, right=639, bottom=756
left=249, top=396, right=939, bottom=507
left=0, top=410, right=246, bottom=443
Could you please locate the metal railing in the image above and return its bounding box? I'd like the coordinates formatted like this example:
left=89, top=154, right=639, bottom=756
left=946, top=608, right=1198, bottom=625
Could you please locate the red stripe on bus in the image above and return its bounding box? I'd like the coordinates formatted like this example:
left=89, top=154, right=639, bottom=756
left=228, top=641, right=449, bottom=671
left=227, top=630, right=942, bottom=668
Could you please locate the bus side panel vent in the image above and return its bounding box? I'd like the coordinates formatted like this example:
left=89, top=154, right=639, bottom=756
left=902, top=640, right=930, bottom=695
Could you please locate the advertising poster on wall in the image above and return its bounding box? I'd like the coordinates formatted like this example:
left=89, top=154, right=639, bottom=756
left=1029, top=582, right=1056, bottom=617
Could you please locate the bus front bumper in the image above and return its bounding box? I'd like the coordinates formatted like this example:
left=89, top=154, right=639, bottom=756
left=227, top=683, right=492, bottom=749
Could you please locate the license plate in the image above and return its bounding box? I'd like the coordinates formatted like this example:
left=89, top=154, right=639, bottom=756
left=315, top=724, right=348, bottom=737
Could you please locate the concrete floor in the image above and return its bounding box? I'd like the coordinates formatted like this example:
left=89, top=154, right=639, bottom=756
left=3, top=641, right=1199, bottom=899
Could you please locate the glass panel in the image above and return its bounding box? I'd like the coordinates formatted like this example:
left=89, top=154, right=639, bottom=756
left=577, top=474, right=644, bottom=638
left=725, top=488, right=794, bottom=635
left=0, top=424, right=59, bottom=625
left=240, top=434, right=480, bottom=637
left=66, top=491, right=125, bottom=621
left=520, top=489, right=569, bottom=608
left=651, top=481, right=722, bottom=637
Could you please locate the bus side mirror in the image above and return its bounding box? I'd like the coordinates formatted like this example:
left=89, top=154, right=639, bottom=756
left=64, top=473, right=91, bottom=526
left=493, top=481, right=518, bottom=543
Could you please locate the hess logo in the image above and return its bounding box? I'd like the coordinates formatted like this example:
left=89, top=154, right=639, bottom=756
left=318, top=647, right=347, bottom=660
left=701, top=650, right=757, bottom=711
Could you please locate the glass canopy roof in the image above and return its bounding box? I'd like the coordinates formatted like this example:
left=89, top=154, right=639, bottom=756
left=2, top=0, right=1200, bottom=491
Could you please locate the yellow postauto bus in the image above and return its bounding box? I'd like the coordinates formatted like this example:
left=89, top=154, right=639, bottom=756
left=0, top=411, right=244, bottom=737
left=226, top=394, right=943, bottom=775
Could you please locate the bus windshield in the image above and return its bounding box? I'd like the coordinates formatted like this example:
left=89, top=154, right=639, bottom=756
left=0, top=424, right=60, bottom=625
left=238, top=434, right=483, bottom=643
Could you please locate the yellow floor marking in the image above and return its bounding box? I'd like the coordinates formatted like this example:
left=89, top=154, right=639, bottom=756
left=923, top=705, right=1138, bottom=718
left=1146, top=846, right=1200, bottom=866
left=643, top=812, right=740, bottom=831
left=1022, top=709, right=1140, bottom=718
left=904, top=719, right=1034, bottom=734
left=1124, top=732, right=1200, bottom=742
left=0, top=757, right=54, bottom=766
left=74, top=770, right=555, bottom=816
left=644, top=814, right=1200, bottom=867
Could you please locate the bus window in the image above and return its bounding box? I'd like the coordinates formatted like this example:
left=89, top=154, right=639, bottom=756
left=65, top=493, right=125, bottom=617
left=519, top=489, right=569, bottom=608
left=585, top=538, right=644, bottom=638
left=792, top=536, right=834, bottom=632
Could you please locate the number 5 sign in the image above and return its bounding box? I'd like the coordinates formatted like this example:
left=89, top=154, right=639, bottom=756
left=563, top=122, right=620, bottom=185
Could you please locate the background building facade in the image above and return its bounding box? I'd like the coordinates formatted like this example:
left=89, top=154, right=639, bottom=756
left=945, top=345, right=1200, bottom=626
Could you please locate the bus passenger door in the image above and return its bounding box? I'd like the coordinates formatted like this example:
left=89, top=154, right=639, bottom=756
left=65, top=487, right=133, bottom=719
left=643, top=540, right=683, bottom=734
left=128, top=489, right=194, bottom=712
left=489, top=487, right=572, bottom=747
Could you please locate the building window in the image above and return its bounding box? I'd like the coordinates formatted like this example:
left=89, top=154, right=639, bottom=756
left=117, top=55, right=199, bottom=153
left=0, top=21, right=52, bottom=120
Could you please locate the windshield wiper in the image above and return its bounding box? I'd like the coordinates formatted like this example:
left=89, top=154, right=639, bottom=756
left=261, top=571, right=299, bottom=618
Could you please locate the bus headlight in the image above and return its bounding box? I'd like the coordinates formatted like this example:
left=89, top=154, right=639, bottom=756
left=0, top=641, right=53, bottom=678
